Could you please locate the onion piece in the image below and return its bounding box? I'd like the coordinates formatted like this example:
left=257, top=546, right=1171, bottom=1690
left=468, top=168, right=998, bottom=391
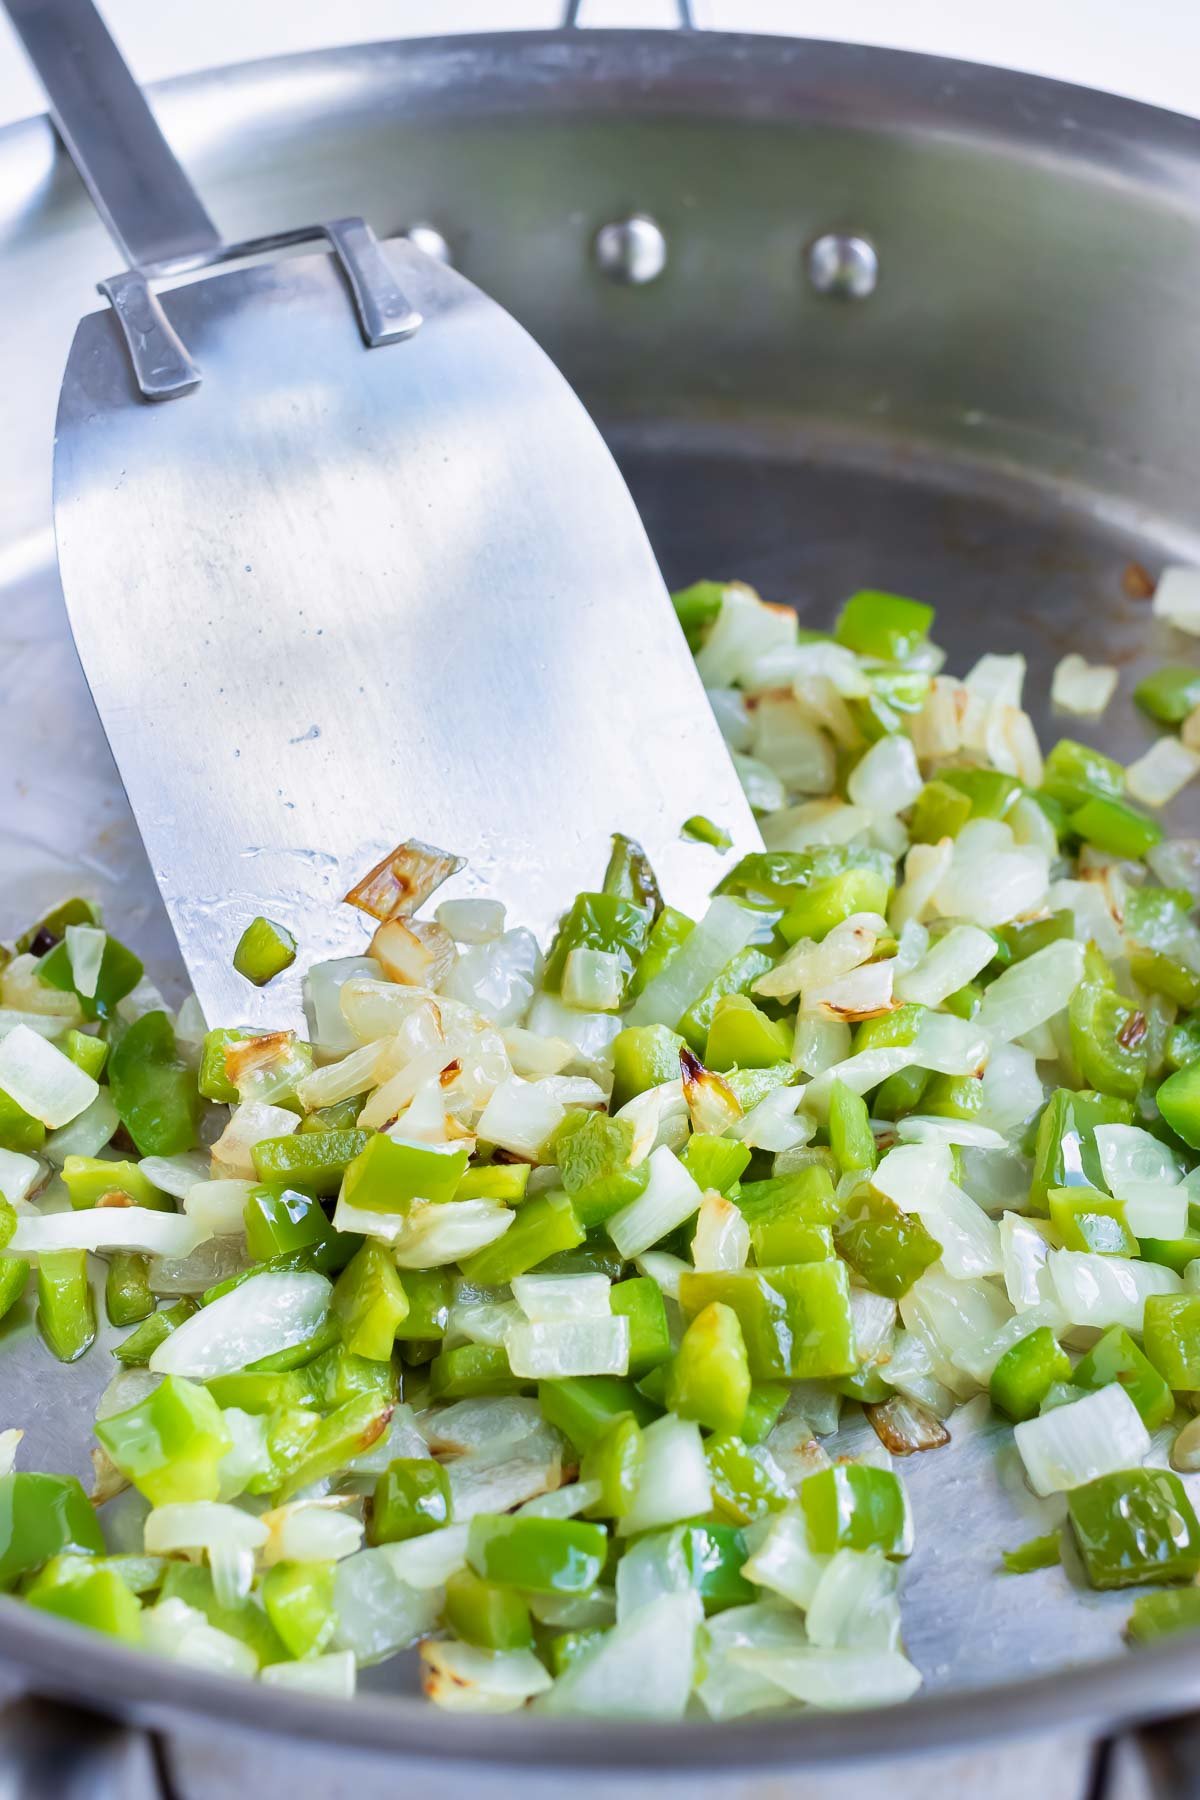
left=617, top=1415, right=711, bottom=1537
left=0, top=1147, right=41, bottom=1206
left=1047, top=1249, right=1181, bottom=1332
left=378, top=1523, right=471, bottom=1590
left=511, top=1274, right=611, bottom=1321
left=806, top=1547, right=902, bottom=1651
left=304, top=956, right=383, bottom=1056
left=387, top=1199, right=513, bottom=1268
left=1014, top=1383, right=1151, bottom=1496
left=343, top=838, right=464, bottom=921
left=369, top=917, right=457, bottom=990
left=731, top=1643, right=922, bottom=1709
left=505, top=1316, right=630, bottom=1379
left=691, top=1191, right=751, bottom=1271
left=144, top=1501, right=268, bottom=1555
left=628, top=898, right=759, bottom=1029
left=141, top=1597, right=258, bottom=1677
left=184, top=1179, right=255, bottom=1236
left=1051, top=654, right=1118, bottom=717
left=607, top=1146, right=703, bottom=1261
left=149, top=1269, right=332, bottom=1377
left=1153, top=565, right=1200, bottom=634
left=894, top=925, right=995, bottom=1008
left=694, top=582, right=796, bottom=688
left=64, top=925, right=106, bottom=1000
left=1127, top=737, right=1200, bottom=807
left=138, top=1151, right=211, bottom=1199
left=846, top=734, right=923, bottom=816
left=441, top=929, right=542, bottom=1026
left=210, top=1101, right=298, bottom=1180
left=261, top=1651, right=357, bottom=1698
left=8, top=1206, right=205, bottom=1258
left=866, top=1395, right=950, bottom=1456
left=437, top=898, right=506, bottom=944
left=44, top=1091, right=120, bottom=1164
left=0, top=1024, right=98, bottom=1128
left=476, top=1076, right=564, bottom=1159
left=260, top=1498, right=364, bottom=1565
left=974, top=939, right=1084, bottom=1043
left=536, top=1591, right=702, bottom=1721
left=695, top=1602, right=811, bottom=1722
left=751, top=693, right=835, bottom=794
left=422, top=1641, right=554, bottom=1714
left=742, top=1508, right=827, bottom=1607
left=332, top=1549, right=442, bottom=1661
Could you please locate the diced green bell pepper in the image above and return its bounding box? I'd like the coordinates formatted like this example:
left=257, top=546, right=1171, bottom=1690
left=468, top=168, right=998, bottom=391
left=677, top=1521, right=755, bottom=1612
left=682, top=815, right=732, bottom=851
left=1048, top=1187, right=1138, bottom=1256
left=62, top=1155, right=165, bottom=1212
left=537, top=1376, right=660, bottom=1451
left=112, top=1298, right=196, bottom=1366
left=704, top=994, right=791, bottom=1071
left=834, top=590, right=933, bottom=662
left=391, top=1267, right=452, bottom=1341
left=556, top=1113, right=648, bottom=1228
left=467, top=1515, right=607, bottom=1595
left=251, top=1129, right=372, bottom=1196
left=1135, top=664, right=1200, bottom=724
left=0, top=1086, right=45, bottom=1155
left=543, top=893, right=650, bottom=996
left=244, top=1185, right=342, bottom=1265
left=37, top=931, right=143, bottom=1023
left=159, top=1562, right=286, bottom=1664
left=580, top=1412, right=643, bottom=1519
left=908, top=780, right=973, bottom=845
left=279, top=1393, right=394, bottom=1498
left=16, top=896, right=100, bottom=956
left=676, top=949, right=776, bottom=1054
left=371, top=1457, right=451, bottom=1543
left=459, top=1191, right=583, bottom=1285
left=96, top=1374, right=231, bottom=1505
left=37, top=1249, right=95, bottom=1362
left=602, top=833, right=663, bottom=916
left=989, top=1326, right=1071, bottom=1422
left=1001, top=1531, right=1062, bottom=1575
left=105, top=1252, right=154, bottom=1328
left=828, top=1079, right=876, bottom=1175
left=0, top=1257, right=30, bottom=1326
left=444, top=1566, right=534, bottom=1650
left=609, top=1277, right=671, bottom=1377
left=339, top=1131, right=468, bottom=1214
left=1069, top=981, right=1149, bottom=1101
left=1127, top=1587, right=1200, bottom=1643
left=1068, top=1468, right=1200, bottom=1588
left=665, top=1301, right=751, bottom=1435
left=454, top=1163, right=531, bottom=1204
left=678, top=1263, right=856, bottom=1381
left=723, top=1063, right=795, bottom=1113
left=778, top=869, right=891, bottom=947
left=261, top=1560, right=336, bottom=1658
left=706, top=1432, right=792, bottom=1524
left=430, top=1343, right=526, bottom=1400
left=1070, top=796, right=1162, bottom=859
left=610, top=1024, right=688, bottom=1110
left=1144, top=1294, right=1200, bottom=1390
left=716, top=845, right=893, bottom=910
left=108, top=1012, right=201, bottom=1157
left=232, top=916, right=297, bottom=987
left=671, top=579, right=725, bottom=650
left=801, top=1463, right=912, bottom=1557
left=740, top=1383, right=790, bottom=1446
left=1030, top=1089, right=1134, bottom=1212
left=332, top=1241, right=408, bottom=1359
left=834, top=1191, right=941, bottom=1299
left=630, top=907, right=694, bottom=1001
left=1073, top=1326, right=1174, bottom=1429
left=1157, top=1063, right=1200, bottom=1150
left=25, top=1560, right=143, bottom=1643
left=1042, top=738, right=1126, bottom=810
left=921, top=1072, right=985, bottom=1121
left=679, top=1134, right=751, bottom=1196
left=0, top=1472, right=104, bottom=1589
left=1166, top=1014, right=1200, bottom=1073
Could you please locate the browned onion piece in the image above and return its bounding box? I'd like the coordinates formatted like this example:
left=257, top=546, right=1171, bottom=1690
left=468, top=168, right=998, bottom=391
left=343, top=839, right=465, bottom=922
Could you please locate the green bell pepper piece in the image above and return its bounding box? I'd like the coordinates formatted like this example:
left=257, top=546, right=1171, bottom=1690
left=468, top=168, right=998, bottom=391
left=921, top=1071, right=985, bottom=1121
left=629, top=906, right=694, bottom=1001
left=991, top=910, right=1075, bottom=971
left=601, top=832, right=663, bottom=917
left=62, top=1155, right=165, bottom=1212
left=609, top=1277, right=671, bottom=1377
left=279, top=1392, right=395, bottom=1498
left=331, top=1240, right=408, bottom=1360
left=737, top=1163, right=840, bottom=1246
left=1068, top=981, right=1149, bottom=1101
left=37, top=931, right=143, bottom=1023
left=0, top=1086, right=46, bottom=1155
left=1068, top=1468, right=1200, bottom=1588
left=543, top=893, right=650, bottom=995
left=680, top=1134, right=751, bottom=1196
left=1166, top=1014, right=1200, bottom=1073
left=25, top=1561, right=143, bottom=1643
left=677, top=1522, right=755, bottom=1612
left=665, top=1301, right=751, bottom=1435
left=459, top=1190, right=583, bottom=1286
left=251, top=1129, right=372, bottom=1196
left=704, top=994, right=791, bottom=1071
left=1144, top=1294, right=1200, bottom=1390
left=1048, top=1187, right=1138, bottom=1256
left=454, top=1163, right=531, bottom=1204
left=0, top=1472, right=104, bottom=1589
left=1042, top=737, right=1126, bottom=810
left=671, top=579, right=724, bottom=650
left=827, top=1079, right=877, bottom=1175
left=63, top=1028, right=107, bottom=1082
left=676, top=948, right=776, bottom=1054
left=740, top=1383, right=789, bottom=1447
left=705, top=1431, right=792, bottom=1524
left=834, top=1191, right=941, bottom=1299
left=232, top=916, right=297, bottom=987
left=391, top=1267, right=452, bottom=1341
left=306, top=1343, right=397, bottom=1408
left=989, top=1326, right=1071, bottom=1422
left=467, top=1515, right=607, bottom=1595
left=678, top=1263, right=857, bottom=1381
left=430, top=1343, right=526, bottom=1400
left=1127, top=1586, right=1200, bottom=1643
left=873, top=1066, right=931, bottom=1120
left=1001, top=1531, right=1063, bottom=1575
left=244, top=1186, right=340, bottom=1264
left=1157, top=1063, right=1200, bottom=1150
left=1135, top=665, right=1200, bottom=724
left=801, top=1464, right=912, bottom=1556
left=537, top=1376, right=659, bottom=1450
left=108, top=1012, right=201, bottom=1157
left=16, top=896, right=100, bottom=956
left=444, top=1566, right=534, bottom=1650
left=682, top=815, right=732, bottom=852
left=609, top=1023, right=688, bottom=1109
left=112, top=1298, right=197, bottom=1366
left=723, top=1063, right=795, bottom=1113
left=1070, top=795, right=1162, bottom=859
left=1132, top=948, right=1200, bottom=1011
left=206, top=1368, right=315, bottom=1414
left=555, top=1113, right=648, bottom=1227
left=834, top=589, right=933, bottom=662
left=97, top=1375, right=231, bottom=1505
left=105, top=1252, right=154, bottom=1328
left=371, top=1457, right=451, bottom=1543
left=261, top=1560, right=336, bottom=1658
left=908, top=779, right=973, bottom=845
left=1030, top=1089, right=1134, bottom=1212
left=580, top=1412, right=643, bottom=1520
left=159, top=1562, right=286, bottom=1663
left=716, top=845, right=892, bottom=909
left=939, top=767, right=1022, bottom=821
left=37, top=1248, right=95, bottom=1362
left=338, top=1130, right=468, bottom=1214
left=546, top=1627, right=605, bottom=1674
left=778, top=868, right=892, bottom=947
left=1072, top=1326, right=1174, bottom=1429
left=0, top=1256, right=30, bottom=1326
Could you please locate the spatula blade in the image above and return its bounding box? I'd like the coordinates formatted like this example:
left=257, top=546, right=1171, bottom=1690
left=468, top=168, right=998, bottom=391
left=52, top=240, right=758, bottom=1029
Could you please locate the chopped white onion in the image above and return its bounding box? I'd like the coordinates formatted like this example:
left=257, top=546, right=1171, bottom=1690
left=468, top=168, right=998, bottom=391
left=387, top=1199, right=513, bottom=1268
left=505, top=1316, right=630, bottom=1379
left=628, top=898, right=759, bottom=1029
left=304, top=956, right=383, bottom=1055
left=742, top=1508, right=828, bottom=1609
left=150, top=1269, right=331, bottom=1377
left=138, top=1152, right=211, bottom=1199
left=733, top=750, right=789, bottom=814
left=561, top=948, right=624, bottom=1013
left=378, top=1523, right=471, bottom=1590
left=141, top=1597, right=258, bottom=1678
left=607, top=1146, right=703, bottom=1260
left=145, top=1501, right=268, bottom=1555
left=617, top=1415, right=711, bottom=1537
left=694, top=583, right=797, bottom=687
left=536, top=1591, right=702, bottom=1721
left=805, top=1547, right=901, bottom=1651
left=1051, top=654, right=1118, bottom=717
left=974, top=939, right=1084, bottom=1043
left=332, top=1549, right=442, bottom=1661
left=1095, top=1124, right=1181, bottom=1193
left=43, top=1090, right=120, bottom=1164
left=1047, top=1249, right=1181, bottom=1332
left=210, top=1101, right=298, bottom=1180
left=261, top=1498, right=364, bottom=1564
left=1014, top=1383, right=1151, bottom=1496
left=846, top=734, right=923, bottom=816
left=1000, top=1213, right=1056, bottom=1311
left=422, top=1641, right=554, bottom=1713
left=1127, top=737, right=1200, bottom=807
left=184, top=1178, right=255, bottom=1236
left=436, top=898, right=506, bottom=945
left=751, top=693, right=836, bottom=794
left=760, top=799, right=873, bottom=852
left=512, top=1274, right=611, bottom=1321
left=691, top=1191, right=751, bottom=1271
left=476, top=1076, right=564, bottom=1159
left=441, top=928, right=542, bottom=1026
left=8, top=1206, right=206, bottom=1258
left=731, top=1643, right=922, bottom=1709
left=1153, top=565, right=1200, bottom=634
left=64, top=925, right=106, bottom=1000
left=694, top=1602, right=810, bottom=1722
left=896, top=1117, right=1006, bottom=1150
left=261, top=1651, right=357, bottom=1698
left=0, top=1024, right=98, bottom=1128
left=0, top=1147, right=41, bottom=1206
left=894, top=925, right=995, bottom=1008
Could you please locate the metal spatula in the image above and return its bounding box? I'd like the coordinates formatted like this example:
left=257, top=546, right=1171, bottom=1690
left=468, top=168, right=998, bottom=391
left=8, top=0, right=757, bottom=1031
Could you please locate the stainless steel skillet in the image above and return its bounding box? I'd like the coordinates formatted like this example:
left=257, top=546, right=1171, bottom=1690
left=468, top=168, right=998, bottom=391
left=2, top=20, right=1200, bottom=1797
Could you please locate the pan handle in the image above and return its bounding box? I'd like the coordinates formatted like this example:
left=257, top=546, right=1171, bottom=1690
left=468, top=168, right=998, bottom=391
left=0, top=1693, right=164, bottom=1800
left=2, top=0, right=221, bottom=270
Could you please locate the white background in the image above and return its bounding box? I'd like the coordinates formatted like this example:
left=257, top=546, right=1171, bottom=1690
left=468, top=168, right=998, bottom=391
left=1, top=0, right=1199, bottom=129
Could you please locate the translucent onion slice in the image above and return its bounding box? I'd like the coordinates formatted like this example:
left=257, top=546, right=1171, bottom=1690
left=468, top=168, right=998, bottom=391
left=149, top=1269, right=332, bottom=1377
left=1014, top=1383, right=1151, bottom=1496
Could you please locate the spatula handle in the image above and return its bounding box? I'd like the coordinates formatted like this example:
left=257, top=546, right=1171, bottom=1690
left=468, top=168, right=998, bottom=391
left=3, top=0, right=221, bottom=270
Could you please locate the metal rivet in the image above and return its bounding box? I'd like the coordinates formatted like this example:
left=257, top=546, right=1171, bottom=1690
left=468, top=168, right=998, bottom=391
left=593, top=214, right=667, bottom=286
left=806, top=233, right=878, bottom=299
left=402, top=223, right=452, bottom=265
